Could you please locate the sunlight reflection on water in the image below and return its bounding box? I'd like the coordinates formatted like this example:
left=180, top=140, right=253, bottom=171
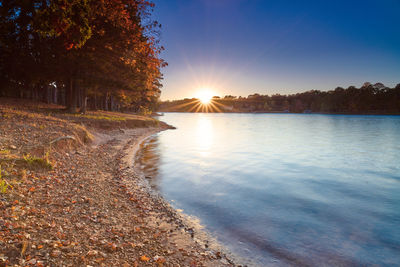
left=138, top=113, right=400, bottom=266
left=196, top=115, right=213, bottom=156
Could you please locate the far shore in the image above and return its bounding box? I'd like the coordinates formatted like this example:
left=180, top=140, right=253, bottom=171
left=157, top=110, right=400, bottom=115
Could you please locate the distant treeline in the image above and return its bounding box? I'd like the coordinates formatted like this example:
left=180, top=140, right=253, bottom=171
left=159, top=83, right=400, bottom=114
left=0, top=1, right=165, bottom=113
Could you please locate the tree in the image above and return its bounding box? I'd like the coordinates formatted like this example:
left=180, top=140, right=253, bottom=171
left=0, top=0, right=166, bottom=113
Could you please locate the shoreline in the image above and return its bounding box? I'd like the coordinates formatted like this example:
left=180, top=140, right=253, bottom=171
left=114, top=125, right=243, bottom=266
left=3, top=99, right=397, bottom=266
left=0, top=99, right=238, bottom=266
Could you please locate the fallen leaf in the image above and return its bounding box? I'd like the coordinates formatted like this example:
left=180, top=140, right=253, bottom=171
left=140, top=255, right=150, bottom=262
left=21, top=240, right=28, bottom=256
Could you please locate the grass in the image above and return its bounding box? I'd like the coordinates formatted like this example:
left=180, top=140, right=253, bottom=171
left=23, top=152, right=53, bottom=170
left=0, top=149, right=11, bottom=155
left=71, top=113, right=127, bottom=121
left=0, top=166, right=11, bottom=194
left=65, top=111, right=159, bottom=130
left=0, top=179, right=9, bottom=194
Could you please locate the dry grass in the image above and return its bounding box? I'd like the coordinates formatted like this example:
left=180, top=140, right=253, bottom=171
left=57, top=110, right=158, bottom=130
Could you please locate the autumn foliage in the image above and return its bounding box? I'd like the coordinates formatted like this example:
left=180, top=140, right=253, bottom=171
left=0, top=0, right=166, bottom=113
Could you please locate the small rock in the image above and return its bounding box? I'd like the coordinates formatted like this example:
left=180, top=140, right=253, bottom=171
left=67, top=252, right=79, bottom=257
left=27, top=258, right=37, bottom=265
left=220, top=258, right=229, bottom=265
left=89, top=236, right=98, bottom=244
left=61, top=246, right=71, bottom=252
left=87, top=250, right=98, bottom=257
left=9, top=145, right=17, bottom=150
left=106, top=243, right=117, bottom=252
left=50, top=249, right=61, bottom=257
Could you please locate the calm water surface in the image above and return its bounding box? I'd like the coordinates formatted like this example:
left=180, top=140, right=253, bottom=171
left=137, top=113, right=400, bottom=266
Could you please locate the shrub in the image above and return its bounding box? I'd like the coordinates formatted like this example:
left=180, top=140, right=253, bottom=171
left=23, top=153, right=53, bottom=170
left=0, top=166, right=10, bottom=194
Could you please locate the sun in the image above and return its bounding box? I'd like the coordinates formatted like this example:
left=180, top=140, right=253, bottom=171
left=196, top=90, right=214, bottom=105
left=172, top=88, right=224, bottom=112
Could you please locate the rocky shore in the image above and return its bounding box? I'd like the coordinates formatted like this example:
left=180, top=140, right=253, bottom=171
left=0, top=98, right=236, bottom=266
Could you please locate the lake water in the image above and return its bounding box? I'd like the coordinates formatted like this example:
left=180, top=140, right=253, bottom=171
left=136, top=113, right=400, bottom=266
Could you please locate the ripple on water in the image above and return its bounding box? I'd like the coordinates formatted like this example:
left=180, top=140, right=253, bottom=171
left=138, top=113, right=400, bottom=266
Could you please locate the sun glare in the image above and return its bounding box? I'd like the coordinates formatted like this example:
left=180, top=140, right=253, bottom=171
left=196, top=90, right=214, bottom=105
left=173, top=88, right=224, bottom=112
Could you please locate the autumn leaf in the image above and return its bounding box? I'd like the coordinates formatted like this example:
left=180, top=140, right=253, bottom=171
left=140, top=255, right=150, bottom=262
left=21, top=240, right=28, bottom=256
left=156, top=257, right=166, bottom=265
left=153, top=232, right=160, bottom=238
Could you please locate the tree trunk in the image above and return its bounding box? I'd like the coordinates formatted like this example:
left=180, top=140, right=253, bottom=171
left=30, top=87, right=34, bottom=100
left=66, top=79, right=72, bottom=111
left=66, top=78, right=77, bottom=113
left=77, top=85, right=82, bottom=109
left=80, top=87, right=88, bottom=113
left=94, top=94, right=97, bottom=110
left=61, top=84, right=66, bottom=106
left=104, top=92, right=109, bottom=111
left=53, top=86, right=57, bottom=104
left=46, top=86, right=51, bottom=103
left=110, top=95, right=114, bottom=111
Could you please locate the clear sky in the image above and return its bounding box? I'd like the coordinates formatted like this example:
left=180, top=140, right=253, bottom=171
left=152, top=0, right=400, bottom=100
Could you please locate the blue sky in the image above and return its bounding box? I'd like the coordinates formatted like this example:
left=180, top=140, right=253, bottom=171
left=152, top=0, right=400, bottom=100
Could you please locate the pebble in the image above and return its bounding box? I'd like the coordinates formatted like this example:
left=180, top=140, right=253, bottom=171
left=87, top=250, right=98, bottom=257
left=50, top=249, right=61, bottom=257
left=220, top=258, right=229, bottom=265
left=27, top=258, right=37, bottom=264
